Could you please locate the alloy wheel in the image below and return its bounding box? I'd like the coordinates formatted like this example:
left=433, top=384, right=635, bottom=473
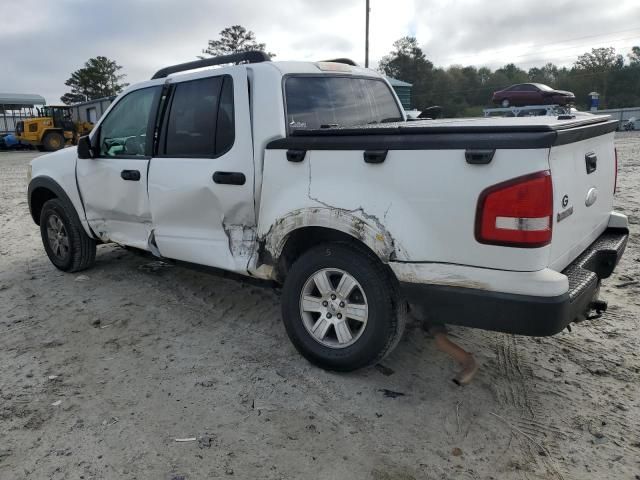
left=299, top=268, right=369, bottom=349
left=46, top=214, right=70, bottom=261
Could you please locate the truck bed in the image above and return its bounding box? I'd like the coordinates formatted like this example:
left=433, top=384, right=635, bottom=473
left=264, top=113, right=620, bottom=274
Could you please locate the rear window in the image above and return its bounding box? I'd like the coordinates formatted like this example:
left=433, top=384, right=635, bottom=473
left=284, top=76, right=403, bottom=132
left=162, top=75, right=234, bottom=157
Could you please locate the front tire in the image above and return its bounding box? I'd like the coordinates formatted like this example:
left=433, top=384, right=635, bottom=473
left=40, top=198, right=96, bottom=272
left=281, top=243, right=405, bottom=371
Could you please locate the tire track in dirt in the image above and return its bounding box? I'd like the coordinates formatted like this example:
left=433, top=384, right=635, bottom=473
left=494, top=335, right=534, bottom=416
left=160, top=267, right=283, bottom=342
left=491, top=334, right=575, bottom=479
left=541, top=313, right=640, bottom=447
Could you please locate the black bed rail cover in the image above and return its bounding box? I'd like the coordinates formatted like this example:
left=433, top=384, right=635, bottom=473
left=267, top=116, right=618, bottom=151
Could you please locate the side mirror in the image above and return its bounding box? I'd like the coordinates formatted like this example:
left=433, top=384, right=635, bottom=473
left=77, top=127, right=100, bottom=159
left=77, top=135, right=93, bottom=159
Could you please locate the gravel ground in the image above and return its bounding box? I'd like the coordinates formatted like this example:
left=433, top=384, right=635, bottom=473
left=1, top=133, right=639, bottom=480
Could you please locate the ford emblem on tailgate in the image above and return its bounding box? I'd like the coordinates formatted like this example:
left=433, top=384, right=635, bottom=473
left=585, top=187, right=598, bottom=207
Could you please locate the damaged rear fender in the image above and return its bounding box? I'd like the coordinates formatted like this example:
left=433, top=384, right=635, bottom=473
left=260, top=207, right=402, bottom=267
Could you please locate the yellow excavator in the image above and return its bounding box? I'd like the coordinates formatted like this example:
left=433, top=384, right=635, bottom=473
left=15, top=105, right=93, bottom=151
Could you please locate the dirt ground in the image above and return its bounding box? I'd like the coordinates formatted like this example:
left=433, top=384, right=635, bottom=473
left=1, top=133, right=639, bottom=480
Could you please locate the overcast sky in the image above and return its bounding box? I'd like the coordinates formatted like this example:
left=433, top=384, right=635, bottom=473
left=3, top=0, right=639, bottom=104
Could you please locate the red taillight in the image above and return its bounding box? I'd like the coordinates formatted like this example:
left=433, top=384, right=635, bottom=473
left=476, top=171, right=553, bottom=248
left=614, top=147, right=618, bottom=194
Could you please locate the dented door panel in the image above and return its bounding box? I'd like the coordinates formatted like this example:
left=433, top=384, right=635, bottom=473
left=147, top=160, right=256, bottom=270
left=148, top=68, right=256, bottom=273
left=76, top=157, right=152, bottom=249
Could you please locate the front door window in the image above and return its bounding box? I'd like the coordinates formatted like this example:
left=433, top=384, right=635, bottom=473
left=99, top=87, right=159, bottom=157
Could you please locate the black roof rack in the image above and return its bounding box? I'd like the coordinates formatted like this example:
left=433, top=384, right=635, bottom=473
left=151, top=51, right=271, bottom=80
left=319, top=58, right=357, bottom=66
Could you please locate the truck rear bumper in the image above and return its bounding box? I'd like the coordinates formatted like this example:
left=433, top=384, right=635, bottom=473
left=396, top=227, right=628, bottom=336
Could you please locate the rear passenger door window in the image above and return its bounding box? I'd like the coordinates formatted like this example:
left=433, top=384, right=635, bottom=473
left=162, top=75, right=234, bottom=157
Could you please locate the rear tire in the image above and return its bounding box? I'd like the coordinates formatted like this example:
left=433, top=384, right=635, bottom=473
left=281, top=242, right=406, bottom=371
left=42, top=132, right=64, bottom=151
left=501, top=99, right=510, bottom=107
left=40, top=198, right=96, bottom=272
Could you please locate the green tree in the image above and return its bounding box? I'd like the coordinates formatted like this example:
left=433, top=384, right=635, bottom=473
left=573, top=47, right=624, bottom=108
left=477, top=67, right=492, bottom=85
left=378, top=36, right=434, bottom=109
left=202, top=25, right=275, bottom=58
left=380, top=37, right=640, bottom=116
left=378, top=37, right=433, bottom=80
left=60, top=56, right=128, bottom=105
left=575, top=47, right=624, bottom=71
left=528, top=63, right=559, bottom=85
left=494, top=63, right=528, bottom=85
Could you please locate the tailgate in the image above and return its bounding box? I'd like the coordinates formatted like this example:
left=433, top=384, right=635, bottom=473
left=548, top=123, right=618, bottom=271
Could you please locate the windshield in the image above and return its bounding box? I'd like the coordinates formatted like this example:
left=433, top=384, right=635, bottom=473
left=285, top=76, right=403, bottom=132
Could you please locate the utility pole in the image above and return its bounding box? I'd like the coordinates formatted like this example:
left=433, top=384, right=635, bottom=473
left=365, top=0, right=370, bottom=68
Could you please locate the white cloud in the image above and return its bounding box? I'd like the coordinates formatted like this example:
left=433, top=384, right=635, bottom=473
left=1, top=0, right=638, bottom=103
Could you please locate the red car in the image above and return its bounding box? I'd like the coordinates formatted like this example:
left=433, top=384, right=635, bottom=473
left=492, top=83, right=575, bottom=107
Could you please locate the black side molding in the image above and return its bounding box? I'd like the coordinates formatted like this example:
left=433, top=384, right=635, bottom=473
left=363, top=150, right=387, bottom=163
left=28, top=176, right=77, bottom=225
left=267, top=132, right=556, bottom=151
left=465, top=149, right=495, bottom=164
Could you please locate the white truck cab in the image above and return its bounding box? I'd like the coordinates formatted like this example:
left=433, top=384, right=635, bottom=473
left=28, top=52, right=629, bottom=371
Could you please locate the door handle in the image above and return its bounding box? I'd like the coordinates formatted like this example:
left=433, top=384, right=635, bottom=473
left=363, top=150, right=387, bottom=164
left=213, top=171, right=246, bottom=185
left=465, top=149, right=495, bottom=165
left=585, top=152, right=597, bottom=174
left=121, top=169, right=141, bottom=181
left=287, top=149, right=306, bottom=162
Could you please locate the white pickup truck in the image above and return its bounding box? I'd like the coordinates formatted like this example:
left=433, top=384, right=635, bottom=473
left=27, top=52, right=628, bottom=371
